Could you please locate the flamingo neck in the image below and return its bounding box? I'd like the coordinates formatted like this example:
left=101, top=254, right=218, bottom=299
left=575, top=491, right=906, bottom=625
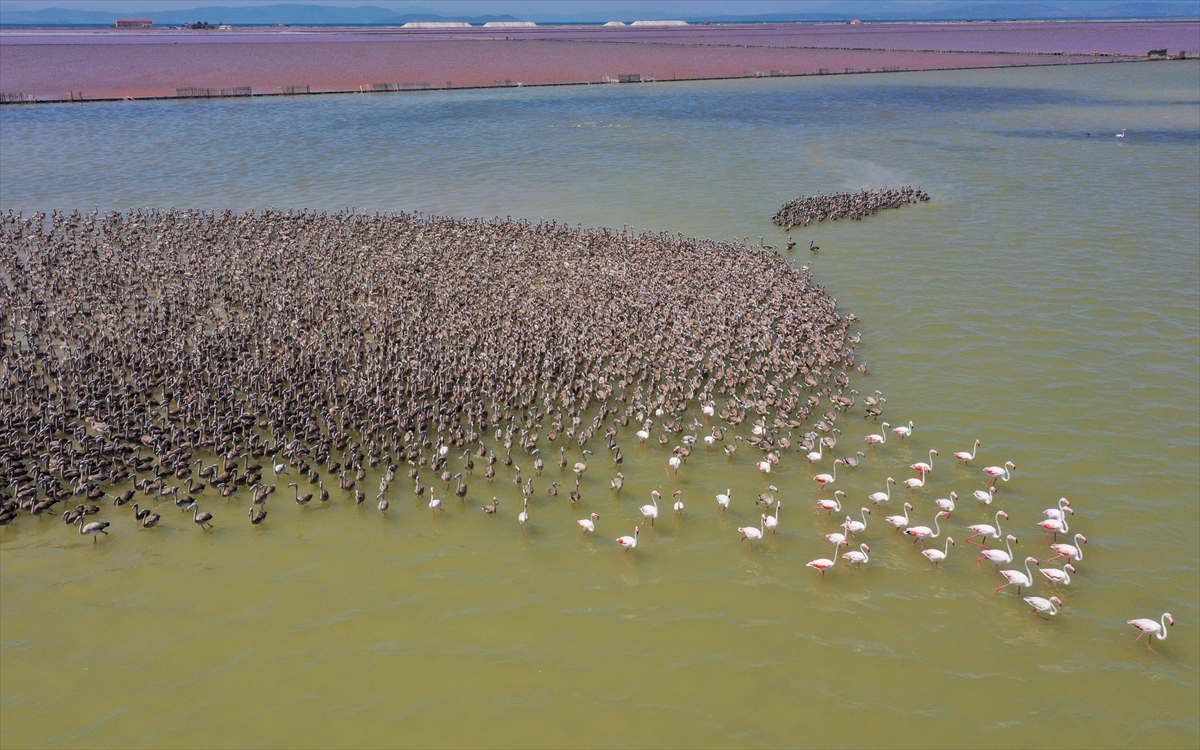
left=1158, top=615, right=1170, bottom=640
left=994, top=512, right=1004, bottom=536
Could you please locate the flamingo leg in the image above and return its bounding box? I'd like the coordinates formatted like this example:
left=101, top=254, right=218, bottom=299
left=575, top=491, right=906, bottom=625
left=1046, top=553, right=1064, bottom=563
left=976, top=557, right=985, bottom=569
left=994, top=582, right=1011, bottom=594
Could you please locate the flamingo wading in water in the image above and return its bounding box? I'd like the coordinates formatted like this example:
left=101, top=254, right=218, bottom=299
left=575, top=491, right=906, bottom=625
left=814, top=459, right=844, bottom=490
left=978, top=534, right=1018, bottom=571
left=807, top=541, right=844, bottom=575
left=983, top=461, right=1016, bottom=487
left=995, top=556, right=1039, bottom=595
left=884, top=502, right=913, bottom=531
left=1128, top=613, right=1174, bottom=649
left=955, top=439, right=981, bottom=463
left=1048, top=534, right=1087, bottom=564
left=905, top=510, right=947, bottom=547
left=923, top=537, right=955, bottom=566
left=868, top=477, right=896, bottom=505
left=738, top=515, right=765, bottom=550
left=966, top=510, right=1009, bottom=548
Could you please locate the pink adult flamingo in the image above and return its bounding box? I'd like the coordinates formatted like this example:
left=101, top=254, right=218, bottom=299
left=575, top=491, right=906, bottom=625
left=640, top=491, right=660, bottom=527
left=1040, top=563, right=1075, bottom=586
left=843, top=507, right=871, bottom=536
left=807, top=541, right=843, bottom=575
left=983, top=461, right=1015, bottom=487
left=978, top=534, right=1018, bottom=570
left=972, top=486, right=997, bottom=504
left=842, top=543, right=870, bottom=568
left=934, top=491, right=958, bottom=515
left=864, top=423, right=890, bottom=445
left=955, top=439, right=981, bottom=463
left=922, top=537, right=954, bottom=566
left=966, top=510, right=1009, bottom=547
left=1042, top=498, right=1074, bottom=522
left=1037, top=515, right=1069, bottom=542
left=905, top=510, right=947, bottom=547
left=577, top=513, right=600, bottom=533
left=1025, top=595, right=1063, bottom=618
left=884, top=502, right=913, bottom=530
left=616, top=525, right=640, bottom=550
left=1128, top=613, right=1174, bottom=649
left=806, top=436, right=825, bottom=463
left=911, top=449, right=938, bottom=474
left=763, top=503, right=780, bottom=534
left=738, top=515, right=765, bottom=550
left=815, top=489, right=846, bottom=515
left=868, top=477, right=896, bottom=505
left=1048, top=534, right=1087, bottom=563
left=813, top=459, right=844, bottom=490
left=903, top=468, right=927, bottom=493
left=995, top=556, right=1039, bottom=595
left=892, top=421, right=914, bottom=439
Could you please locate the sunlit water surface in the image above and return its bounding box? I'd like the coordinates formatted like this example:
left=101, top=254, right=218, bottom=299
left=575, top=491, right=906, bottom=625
left=1, top=62, right=1198, bottom=748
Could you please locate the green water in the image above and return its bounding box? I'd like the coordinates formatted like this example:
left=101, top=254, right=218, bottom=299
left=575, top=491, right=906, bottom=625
left=1, top=62, right=1198, bottom=748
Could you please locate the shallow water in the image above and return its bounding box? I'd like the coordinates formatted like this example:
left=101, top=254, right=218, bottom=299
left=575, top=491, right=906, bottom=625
left=1, top=62, right=1198, bottom=748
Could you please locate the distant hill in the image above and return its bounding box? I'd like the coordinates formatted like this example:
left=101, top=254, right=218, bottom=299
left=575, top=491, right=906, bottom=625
left=0, top=4, right=524, bottom=27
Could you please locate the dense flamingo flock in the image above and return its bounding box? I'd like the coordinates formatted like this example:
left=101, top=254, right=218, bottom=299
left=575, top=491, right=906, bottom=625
left=0, top=209, right=1171, bottom=648
left=772, top=186, right=931, bottom=229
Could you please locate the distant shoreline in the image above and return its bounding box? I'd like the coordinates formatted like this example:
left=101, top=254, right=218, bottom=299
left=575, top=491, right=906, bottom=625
left=1, top=20, right=1194, bottom=105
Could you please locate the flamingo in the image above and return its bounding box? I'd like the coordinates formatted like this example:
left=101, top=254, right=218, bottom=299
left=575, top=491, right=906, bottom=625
left=807, top=541, right=844, bottom=574
left=578, top=513, right=599, bottom=533
left=983, top=461, right=1015, bottom=487
left=934, top=491, right=958, bottom=515
left=903, top=467, right=927, bottom=493
left=923, top=537, right=955, bottom=566
left=429, top=495, right=443, bottom=513
left=995, top=556, right=1039, bottom=595
left=701, top=403, right=715, bottom=418
left=884, top=502, right=913, bottom=530
left=1128, top=613, right=1174, bottom=649
left=843, top=506, right=871, bottom=536
left=1040, top=563, right=1076, bottom=586
left=1048, top=534, right=1087, bottom=563
left=738, top=515, right=765, bottom=549
left=756, top=458, right=772, bottom=474
left=1043, top=498, right=1074, bottom=522
left=815, top=489, right=845, bottom=515
left=672, top=490, right=684, bottom=514
left=842, top=543, right=870, bottom=568
left=966, top=510, right=1009, bottom=547
left=868, top=477, right=896, bottom=505
left=640, top=491, right=660, bottom=527
left=1037, top=515, right=1068, bottom=541
left=75, top=515, right=110, bottom=542
left=666, top=455, right=683, bottom=481
left=806, top=436, right=824, bottom=463
left=1115, top=129, right=1126, bottom=139
left=978, top=534, right=1018, bottom=570
left=955, top=439, right=981, bottom=463
left=717, top=488, right=731, bottom=512
left=616, top=525, right=639, bottom=550
left=905, top=510, right=947, bottom=547
left=972, top=486, right=997, bottom=504
left=518, top=498, right=530, bottom=529
left=814, top=458, right=844, bottom=489
left=911, top=449, right=938, bottom=474
left=763, top=503, right=780, bottom=534
left=892, top=421, right=914, bottom=439
left=864, top=422, right=890, bottom=445
left=1025, top=596, right=1063, bottom=618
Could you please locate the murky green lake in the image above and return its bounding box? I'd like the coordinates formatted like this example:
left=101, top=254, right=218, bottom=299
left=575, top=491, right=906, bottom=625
left=2, top=61, right=1198, bottom=748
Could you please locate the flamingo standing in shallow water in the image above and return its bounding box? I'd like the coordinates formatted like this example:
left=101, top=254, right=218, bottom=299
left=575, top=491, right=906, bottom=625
left=868, top=477, right=896, bottom=505
left=843, top=543, right=870, bottom=568
left=763, top=503, right=780, bottom=534
left=1040, top=563, right=1076, bottom=586
left=738, top=515, right=765, bottom=550
left=884, top=502, right=913, bottom=530
left=1128, top=613, right=1174, bottom=649
left=995, top=556, right=1039, bottom=595
left=843, top=507, right=871, bottom=536
left=923, top=537, right=955, bottom=566
left=983, top=461, right=1015, bottom=487
left=640, top=491, right=660, bottom=527
left=905, top=510, right=947, bottom=547
left=934, top=491, right=958, bottom=515
left=978, top=534, right=1018, bottom=570
left=892, top=421, right=914, bottom=439
left=1048, top=534, right=1087, bottom=563
left=966, top=510, right=1009, bottom=547
left=578, top=513, right=599, bottom=533
left=814, top=459, right=843, bottom=489
left=904, top=468, right=927, bottom=493
left=1037, top=515, right=1069, bottom=541
left=717, top=488, right=731, bottom=512
left=1042, top=498, right=1073, bottom=522
left=815, top=489, right=845, bottom=515
left=616, top=525, right=640, bottom=550
left=955, top=439, right=981, bottom=463
left=1025, top=596, right=1063, bottom=618
left=973, top=486, right=998, bottom=504
left=911, top=449, right=938, bottom=474
left=672, top=490, right=684, bottom=514
left=807, top=541, right=844, bottom=574
left=864, top=423, right=890, bottom=445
